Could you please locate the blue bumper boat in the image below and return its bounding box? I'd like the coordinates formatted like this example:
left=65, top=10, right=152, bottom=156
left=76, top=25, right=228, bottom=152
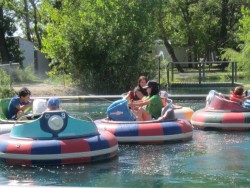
left=0, top=110, right=118, bottom=165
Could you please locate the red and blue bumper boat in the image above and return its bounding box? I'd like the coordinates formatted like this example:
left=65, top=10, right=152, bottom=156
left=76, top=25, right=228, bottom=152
left=95, top=99, right=193, bottom=144
left=0, top=110, right=118, bottom=165
left=191, top=90, right=250, bottom=131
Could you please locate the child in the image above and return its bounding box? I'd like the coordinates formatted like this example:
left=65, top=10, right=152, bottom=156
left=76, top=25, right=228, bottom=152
left=229, top=86, right=250, bottom=105
left=157, top=98, right=176, bottom=122
left=129, top=80, right=162, bottom=121
left=7, top=87, right=32, bottom=120
left=124, top=76, right=148, bottom=101
left=47, top=97, right=61, bottom=110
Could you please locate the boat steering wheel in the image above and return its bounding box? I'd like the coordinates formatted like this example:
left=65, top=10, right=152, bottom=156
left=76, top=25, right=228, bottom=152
left=40, top=111, right=68, bottom=137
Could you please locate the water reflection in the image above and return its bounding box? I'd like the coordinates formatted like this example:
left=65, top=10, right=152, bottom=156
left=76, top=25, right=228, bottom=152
left=0, top=157, right=122, bottom=187
left=184, top=131, right=250, bottom=186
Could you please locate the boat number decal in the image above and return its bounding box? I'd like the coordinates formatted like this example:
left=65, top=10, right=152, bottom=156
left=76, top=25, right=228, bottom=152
left=45, top=114, right=50, bottom=119
left=61, top=112, right=66, bottom=119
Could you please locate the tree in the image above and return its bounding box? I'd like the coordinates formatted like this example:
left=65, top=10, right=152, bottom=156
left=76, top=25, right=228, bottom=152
left=222, top=7, right=250, bottom=78
left=153, top=0, right=245, bottom=72
left=23, top=0, right=32, bottom=41
left=0, top=0, right=37, bottom=64
left=29, top=0, right=42, bottom=50
left=41, top=0, right=158, bottom=94
left=0, top=2, right=11, bottom=63
left=154, top=0, right=184, bottom=72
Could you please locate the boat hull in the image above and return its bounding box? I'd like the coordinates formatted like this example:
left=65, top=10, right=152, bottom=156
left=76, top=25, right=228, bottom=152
left=0, top=110, right=118, bottom=165
left=0, top=130, right=118, bottom=165
left=95, top=119, right=193, bottom=144
left=191, top=109, right=250, bottom=131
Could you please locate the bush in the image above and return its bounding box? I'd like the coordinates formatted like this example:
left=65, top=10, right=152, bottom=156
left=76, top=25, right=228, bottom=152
left=11, top=65, right=37, bottom=83
left=0, top=87, right=15, bottom=98
left=0, top=69, right=15, bottom=98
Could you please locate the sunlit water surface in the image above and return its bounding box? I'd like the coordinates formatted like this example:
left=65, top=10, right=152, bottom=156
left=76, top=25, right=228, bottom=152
left=1, top=96, right=250, bottom=187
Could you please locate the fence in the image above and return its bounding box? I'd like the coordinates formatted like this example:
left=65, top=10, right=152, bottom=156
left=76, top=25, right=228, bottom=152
left=165, top=61, right=239, bottom=88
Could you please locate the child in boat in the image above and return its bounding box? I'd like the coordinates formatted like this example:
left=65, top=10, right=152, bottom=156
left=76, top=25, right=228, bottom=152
left=47, top=97, right=61, bottom=110
left=157, top=98, right=176, bottom=122
left=124, top=75, right=148, bottom=101
left=129, top=80, right=162, bottom=121
left=7, top=87, right=32, bottom=120
left=230, top=86, right=250, bottom=105
left=160, top=90, right=182, bottom=109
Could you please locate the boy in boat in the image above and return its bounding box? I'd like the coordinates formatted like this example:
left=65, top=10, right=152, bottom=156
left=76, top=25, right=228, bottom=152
left=158, top=92, right=176, bottom=122
left=7, top=87, right=32, bottom=120
left=230, top=86, right=250, bottom=105
left=47, top=97, right=61, bottom=110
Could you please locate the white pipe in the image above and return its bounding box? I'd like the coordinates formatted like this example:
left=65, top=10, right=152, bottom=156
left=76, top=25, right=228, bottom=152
left=31, top=95, right=122, bottom=100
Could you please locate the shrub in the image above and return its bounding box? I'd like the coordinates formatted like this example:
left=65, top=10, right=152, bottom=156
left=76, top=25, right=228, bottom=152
left=0, top=69, right=15, bottom=98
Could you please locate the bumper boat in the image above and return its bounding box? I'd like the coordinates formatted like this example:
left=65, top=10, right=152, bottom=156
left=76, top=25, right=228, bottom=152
left=95, top=99, right=193, bottom=144
left=95, top=119, right=193, bottom=144
left=191, top=90, right=250, bottom=131
left=0, top=110, right=118, bottom=165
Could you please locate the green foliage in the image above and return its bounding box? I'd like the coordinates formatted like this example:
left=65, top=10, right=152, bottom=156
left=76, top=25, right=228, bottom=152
left=0, top=69, right=15, bottom=98
left=45, top=67, right=75, bottom=86
left=11, top=65, right=38, bottom=83
left=0, top=69, right=11, bottom=86
left=41, top=0, right=157, bottom=94
left=156, top=0, right=242, bottom=61
left=222, top=7, right=250, bottom=79
left=1, top=0, right=243, bottom=94
left=0, top=1, right=20, bottom=63
left=7, top=37, right=24, bottom=65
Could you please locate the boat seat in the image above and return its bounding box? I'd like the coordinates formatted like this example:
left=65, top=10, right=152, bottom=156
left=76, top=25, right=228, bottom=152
left=0, top=98, right=10, bottom=120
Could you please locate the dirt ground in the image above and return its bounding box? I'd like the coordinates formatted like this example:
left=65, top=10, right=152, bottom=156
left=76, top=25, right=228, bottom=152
left=12, top=83, right=85, bottom=97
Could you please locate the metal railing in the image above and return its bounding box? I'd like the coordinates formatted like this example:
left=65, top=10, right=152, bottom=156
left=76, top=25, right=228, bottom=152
left=165, top=61, right=237, bottom=87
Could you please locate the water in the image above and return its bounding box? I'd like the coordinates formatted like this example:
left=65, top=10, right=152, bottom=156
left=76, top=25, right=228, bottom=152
left=1, top=99, right=250, bottom=187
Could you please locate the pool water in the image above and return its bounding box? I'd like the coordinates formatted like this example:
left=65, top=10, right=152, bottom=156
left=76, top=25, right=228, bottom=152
left=1, top=99, right=250, bottom=187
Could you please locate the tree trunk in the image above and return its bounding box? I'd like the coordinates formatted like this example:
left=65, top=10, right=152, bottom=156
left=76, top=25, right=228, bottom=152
left=0, top=5, right=10, bottom=63
left=220, top=0, right=228, bottom=47
left=157, top=14, right=184, bottom=73
left=23, top=0, right=32, bottom=41
left=29, top=0, right=42, bottom=50
left=180, top=3, right=195, bottom=67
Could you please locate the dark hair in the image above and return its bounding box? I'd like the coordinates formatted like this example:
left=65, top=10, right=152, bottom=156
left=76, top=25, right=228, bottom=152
left=149, top=82, right=159, bottom=96
left=137, top=76, right=148, bottom=88
left=18, top=87, right=31, bottom=98
left=234, top=86, right=244, bottom=96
